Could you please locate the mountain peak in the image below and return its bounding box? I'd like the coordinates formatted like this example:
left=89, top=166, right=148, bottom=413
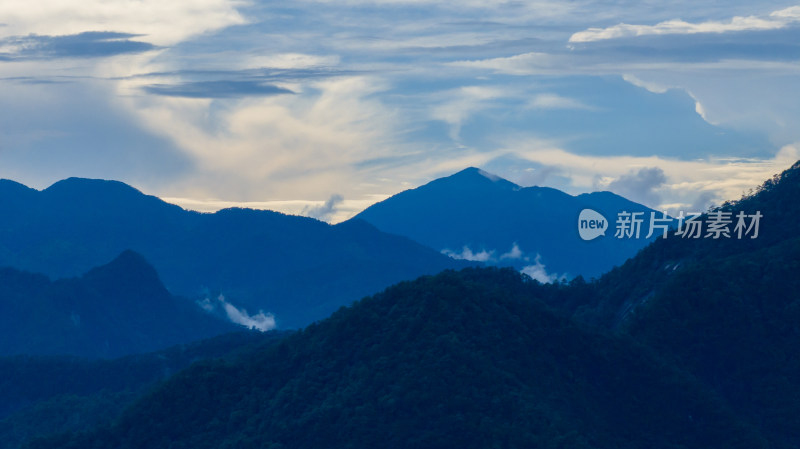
left=43, top=177, right=147, bottom=200
left=456, top=166, right=496, bottom=178
left=0, top=179, right=39, bottom=205
left=46, top=176, right=139, bottom=191
left=40, top=177, right=184, bottom=217
left=438, top=167, right=520, bottom=190
left=83, top=250, right=168, bottom=299
left=0, top=178, right=37, bottom=193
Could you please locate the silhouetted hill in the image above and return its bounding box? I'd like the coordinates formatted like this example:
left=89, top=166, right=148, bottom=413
left=555, top=160, right=800, bottom=328
left=18, top=163, right=800, bottom=449
left=0, top=331, right=285, bottom=449
left=537, top=160, right=800, bottom=448
left=33, top=268, right=765, bottom=449
left=353, top=167, right=660, bottom=279
left=0, top=178, right=470, bottom=328
left=0, top=251, right=237, bottom=358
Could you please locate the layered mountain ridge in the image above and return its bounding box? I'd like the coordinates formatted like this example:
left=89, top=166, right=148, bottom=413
left=353, top=166, right=661, bottom=278
left=0, top=177, right=471, bottom=328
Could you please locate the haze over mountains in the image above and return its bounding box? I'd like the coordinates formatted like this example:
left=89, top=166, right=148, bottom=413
left=1, top=160, right=798, bottom=448
left=354, top=167, right=661, bottom=280
left=0, top=168, right=660, bottom=328
left=0, top=177, right=470, bottom=328
left=0, top=250, right=237, bottom=358
left=27, top=160, right=800, bottom=449
left=37, top=268, right=765, bottom=449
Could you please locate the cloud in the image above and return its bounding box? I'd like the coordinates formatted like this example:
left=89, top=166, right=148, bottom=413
left=449, top=52, right=564, bottom=76
left=0, top=0, right=246, bottom=46
left=161, top=195, right=386, bottom=224
left=569, top=5, right=800, bottom=43
left=497, top=141, right=799, bottom=213
left=690, top=190, right=719, bottom=212
left=302, top=193, right=344, bottom=221
left=442, top=246, right=493, bottom=262
left=431, top=85, right=509, bottom=140
left=621, top=74, right=671, bottom=94
left=444, top=243, right=528, bottom=263
left=603, top=166, right=667, bottom=207
left=527, top=93, right=595, bottom=110
left=198, top=294, right=276, bottom=332
left=0, top=32, right=157, bottom=60
left=500, top=242, right=523, bottom=260
left=2, top=0, right=799, bottom=225
left=242, top=53, right=341, bottom=70
left=0, top=76, right=193, bottom=189
left=113, top=74, right=412, bottom=203
left=143, top=81, right=295, bottom=99
left=122, top=67, right=356, bottom=94
left=521, top=254, right=560, bottom=284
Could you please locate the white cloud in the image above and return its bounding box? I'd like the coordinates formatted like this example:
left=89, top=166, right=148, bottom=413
left=0, top=0, right=247, bottom=46
left=2, top=0, right=799, bottom=223
left=500, top=243, right=524, bottom=260
left=500, top=140, right=800, bottom=213
left=619, top=69, right=800, bottom=142
left=117, top=75, right=402, bottom=201
left=161, top=195, right=387, bottom=224
left=302, top=193, right=344, bottom=222
left=199, top=294, right=276, bottom=332
left=431, top=85, right=509, bottom=140
left=527, top=93, right=595, bottom=110
left=241, top=53, right=340, bottom=70
left=444, top=243, right=533, bottom=264
left=569, top=5, right=800, bottom=43
left=452, top=51, right=800, bottom=144
left=621, top=74, right=671, bottom=94
left=442, top=246, right=494, bottom=262
left=449, top=52, right=564, bottom=76
left=521, top=254, right=559, bottom=284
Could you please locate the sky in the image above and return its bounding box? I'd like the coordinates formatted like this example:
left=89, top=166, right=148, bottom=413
left=1, top=0, right=799, bottom=222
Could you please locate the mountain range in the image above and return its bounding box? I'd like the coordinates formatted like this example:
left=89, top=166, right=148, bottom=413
left=0, top=177, right=470, bottom=328
left=353, top=167, right=661, bottom=279
left=20, top=160, right=800, bottom=449
left=28, top=268, right=766, bottom=449
left=0, top=168, right=659, bottom=329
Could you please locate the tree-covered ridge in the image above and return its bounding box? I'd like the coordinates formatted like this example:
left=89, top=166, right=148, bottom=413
left=540, top=160, right=800, bottom=447
left=32, top=268, right=764, bottom=449
left=0, top=331, right=284, bottom=449
left=551, top=159, right=800, bottom=329
left=14, top=161, right=800, bottom=448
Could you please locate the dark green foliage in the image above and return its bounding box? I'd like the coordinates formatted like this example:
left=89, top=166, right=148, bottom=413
left=11, top=161, right=800, bottom=448
left=626, top=238, right=800, bottom=448
left=543, top=160, right=800, bottom=448
left=0, top=331, right=284, bottom=449
left=34, top=268, right=763, bottom=449
left=549, top=160, right=800, bottom=329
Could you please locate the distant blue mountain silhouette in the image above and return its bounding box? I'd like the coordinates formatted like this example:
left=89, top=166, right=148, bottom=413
left=0, top=250, right=238, bottom=358
left=353, top=167, right=661, bottom=279
left=0, top=178, right=470, bottom=328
